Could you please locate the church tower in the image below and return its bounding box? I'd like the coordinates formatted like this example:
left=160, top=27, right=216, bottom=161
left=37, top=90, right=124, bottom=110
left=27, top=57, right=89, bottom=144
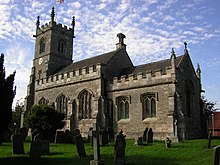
left=33, top=7, right=75, bottom=79
left=21, top=8, right=75, bottom=127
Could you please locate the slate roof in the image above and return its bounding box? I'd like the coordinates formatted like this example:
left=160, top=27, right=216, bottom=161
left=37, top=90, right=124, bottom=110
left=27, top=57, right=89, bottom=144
left=118, top=55, right=184, bottom=76
left=57, top=49, right=120, bottom=74
left=57, top=47, right=185, bottom=77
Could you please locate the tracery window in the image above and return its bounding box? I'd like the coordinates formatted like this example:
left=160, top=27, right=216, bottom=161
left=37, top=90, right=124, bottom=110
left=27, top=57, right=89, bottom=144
left=38, top=97, right=49, bottom=105
left=185, top=81, right=194, bottom=117
left=116, top=96, right=130, bottom=120
left=78, top=90, right=92, bottom=120
left=39, top=38, right=45, bottom=54
left=141, top=93, right=157, bottom=119
left=58, top=39, right=66, bottom=54
left=57, top=94, right=68, bottom=116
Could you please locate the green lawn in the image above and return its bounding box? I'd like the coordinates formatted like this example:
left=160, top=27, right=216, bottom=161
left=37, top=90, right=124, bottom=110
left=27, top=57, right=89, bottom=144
left=0, top=139, right=218, bottom=165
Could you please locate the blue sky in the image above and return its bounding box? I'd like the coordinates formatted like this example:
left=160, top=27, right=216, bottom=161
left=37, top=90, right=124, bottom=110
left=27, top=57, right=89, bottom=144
left=0, top=0, right=220, bottom=109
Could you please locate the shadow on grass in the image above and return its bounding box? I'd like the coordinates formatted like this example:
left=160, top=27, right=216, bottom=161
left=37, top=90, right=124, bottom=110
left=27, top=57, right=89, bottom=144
left=0, top=153, right=179, bottom=165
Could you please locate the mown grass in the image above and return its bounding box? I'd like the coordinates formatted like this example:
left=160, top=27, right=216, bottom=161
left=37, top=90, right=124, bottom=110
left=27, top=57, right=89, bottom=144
left=0, top=138, right=219, bottom=165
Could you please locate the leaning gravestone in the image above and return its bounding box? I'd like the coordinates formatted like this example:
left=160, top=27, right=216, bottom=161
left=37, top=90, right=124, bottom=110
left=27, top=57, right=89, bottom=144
left=143, top=127, right=148, bottom=142
left=213, top=146, right=220, bottom=165
left=147, top=128, right=153, bottom=144
left=165, top=137, right=171, bottom=148
left=12, top=133, right=24, bottom=154
left=34, top=133, right=44, bottom=142
left=113, top=130, right=126, bottom=165
left=74, top=132, right=87, bottom=158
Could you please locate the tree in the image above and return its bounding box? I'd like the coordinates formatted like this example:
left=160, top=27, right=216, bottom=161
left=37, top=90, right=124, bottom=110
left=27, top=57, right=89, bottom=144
left=9, top=100, right=24, bottom=130
left=25, top=104, right=65, bottom=141
left=0, top=53, right=16, bottom=145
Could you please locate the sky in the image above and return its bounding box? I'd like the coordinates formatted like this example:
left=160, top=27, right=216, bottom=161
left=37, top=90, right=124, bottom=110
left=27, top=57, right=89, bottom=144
left=0, top=0, right=220, bottom=109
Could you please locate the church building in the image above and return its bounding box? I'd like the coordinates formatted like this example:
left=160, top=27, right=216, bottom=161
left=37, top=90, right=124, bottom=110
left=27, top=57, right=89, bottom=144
left=24, top=8, right=204, bottom=141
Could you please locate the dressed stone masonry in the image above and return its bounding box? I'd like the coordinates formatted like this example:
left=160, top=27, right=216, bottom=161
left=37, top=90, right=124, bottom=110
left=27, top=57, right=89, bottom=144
left=22, top=7, right=205, bottom=141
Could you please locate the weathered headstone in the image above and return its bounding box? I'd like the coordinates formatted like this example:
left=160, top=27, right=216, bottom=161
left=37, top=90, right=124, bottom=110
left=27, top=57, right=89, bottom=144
left=54, top=130, right=64, bottom=143
left=113, top=130, right=126, bottom=165
left=101, top=130, right=108, bottom=146
left=165, top=137, right=171, bottom=148
left=29, top=141, right=42, bottom=162
left=143, top=127, right=148, bottom=142
left=12, top=133, right=24, bottom=154
left=213, top=146, right=220, bottom=165
left=90, top=123, right=104, bottom=165
left=135, top=136, right=143, bottom=146
left=147, top=128, right=153, bottom=144
left=74, top=133, right=87, bottom=158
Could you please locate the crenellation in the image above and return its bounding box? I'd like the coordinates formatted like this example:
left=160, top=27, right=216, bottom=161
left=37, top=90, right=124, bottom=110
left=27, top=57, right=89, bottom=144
left=137, top=72, right=143, bottom=80
left=82, top=67, right=86, bottom=75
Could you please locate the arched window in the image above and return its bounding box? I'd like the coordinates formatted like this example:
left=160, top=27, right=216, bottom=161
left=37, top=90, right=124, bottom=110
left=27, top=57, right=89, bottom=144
left=141, top=93, right=157, bottom=119
left=39, top=38, right=45, bottom=54
left=116, top=96, right=130, bottom=120
left=57, top=94, right=68, bottom=116
left=185, top=81, right=194, bottom=117
left=58, top=39, right=66, bottom=54
left=38, top=97, right=49, bottom=105
left=78, top=90, right=92, bottom=120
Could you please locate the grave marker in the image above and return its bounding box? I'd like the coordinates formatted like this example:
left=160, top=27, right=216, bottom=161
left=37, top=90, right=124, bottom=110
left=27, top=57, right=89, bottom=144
left=113, top=130, right=126, bottom=165
left=12, top=133, right=24, bottom=154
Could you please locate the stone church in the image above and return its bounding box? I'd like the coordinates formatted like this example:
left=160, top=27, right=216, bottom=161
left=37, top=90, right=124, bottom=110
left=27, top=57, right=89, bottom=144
left=24, top=8, right=204, bottom=141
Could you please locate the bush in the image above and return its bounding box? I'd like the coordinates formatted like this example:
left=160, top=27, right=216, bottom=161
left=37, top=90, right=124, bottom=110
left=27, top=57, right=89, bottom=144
left=25, top=104, right=65, bottom=141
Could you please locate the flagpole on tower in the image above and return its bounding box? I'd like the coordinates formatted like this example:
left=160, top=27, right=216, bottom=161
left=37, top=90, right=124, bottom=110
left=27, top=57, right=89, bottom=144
left=55, top=0, right=64, bottom=22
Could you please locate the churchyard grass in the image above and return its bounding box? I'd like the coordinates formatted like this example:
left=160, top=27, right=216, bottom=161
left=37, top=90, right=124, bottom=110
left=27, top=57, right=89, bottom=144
left=0, top=139, right=218, bottom=165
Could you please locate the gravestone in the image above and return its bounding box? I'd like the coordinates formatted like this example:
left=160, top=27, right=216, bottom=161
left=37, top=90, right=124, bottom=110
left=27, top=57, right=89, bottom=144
left=12, top=133, right=24, bottom=154
left=74, top=133, right=87, bottom=158
left=34, top=133, right=44, bottom=142
left=63, top=129, right=74, bottom=144
left=135, top=137, right=143, bottom=146
left=19, top=127, right=28, bottom=141
left=213, top=146, right=220, bottom=165
left=54, top=130, right=64, bottom=143
left=29, top=141, right=42, bottom=162
left=41, top=141, right=50, bottom=155
left=88, top=127, right=93, bottom=146
left=31, top=129, right=39, bottom=141
left=147, top=128, right=153, bottom=144
left=90, top=123, right=104, bottom=165
left=2, top=128, right=12, bottom=142
left=165, top=137, right=171, bottom=148
left=113, top=130, right=126, bottom=165
left=208, top=130, right=212, bottom=148
left=73, top=129, right=80, bottom=136
left=143, top=127, right=148, bottom=142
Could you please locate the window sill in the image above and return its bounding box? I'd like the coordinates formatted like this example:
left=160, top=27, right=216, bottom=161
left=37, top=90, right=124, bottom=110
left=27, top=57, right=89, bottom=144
left=142, top=117, right=157, bottom=122
left=118, top=118, right=130, bottom=123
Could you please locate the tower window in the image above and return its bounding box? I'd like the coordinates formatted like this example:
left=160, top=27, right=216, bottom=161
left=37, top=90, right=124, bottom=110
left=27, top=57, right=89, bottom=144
left=58, top=39, right=66, bottom=54
left=141, top=93, right=157, bottom=119
left=116, top=96, right=130, bottom=120
left=39, top=38, right=45, bottom=54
